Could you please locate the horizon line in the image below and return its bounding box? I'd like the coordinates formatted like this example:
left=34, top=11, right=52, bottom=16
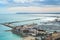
left=16, top=12, right=60, bottom=14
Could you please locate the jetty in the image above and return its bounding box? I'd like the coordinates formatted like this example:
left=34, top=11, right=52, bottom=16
left=0, top=18, right=40, bottom=28
left=0, top=18, right=60, bottom=40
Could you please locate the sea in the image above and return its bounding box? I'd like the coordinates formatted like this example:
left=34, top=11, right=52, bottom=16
left=0, top=14, right=60, bottom=40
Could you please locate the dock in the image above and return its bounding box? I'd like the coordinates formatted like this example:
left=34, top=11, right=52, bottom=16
left=1, top=23, right=15, bottom=28
left=0, top=18, right=60, bottom=40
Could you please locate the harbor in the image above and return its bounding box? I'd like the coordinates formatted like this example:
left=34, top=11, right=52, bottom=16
left=0, top=0, right=60, bottom=40
left=0, top=16, right=60, bottom=40
left=0, top=15, right=60, bottom=40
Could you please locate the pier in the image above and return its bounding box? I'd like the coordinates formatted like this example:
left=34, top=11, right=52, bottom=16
left=0, top=18, right=60, bottom=40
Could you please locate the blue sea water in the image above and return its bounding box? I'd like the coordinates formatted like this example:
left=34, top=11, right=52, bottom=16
left=0, top=14, right=60, bottom=40
left=0, top=14, right=41, bottom=40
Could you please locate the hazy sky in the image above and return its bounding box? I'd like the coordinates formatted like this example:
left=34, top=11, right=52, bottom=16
left=0, top=0, right=60, bottom=14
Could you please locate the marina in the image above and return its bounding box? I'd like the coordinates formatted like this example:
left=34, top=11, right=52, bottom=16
left=0, top=0, right=60, bottom=40
left=0, top=16, right=60, bottom=40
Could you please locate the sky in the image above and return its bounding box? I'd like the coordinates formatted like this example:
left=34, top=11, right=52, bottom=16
left=0, top=0, right=60, bottom=14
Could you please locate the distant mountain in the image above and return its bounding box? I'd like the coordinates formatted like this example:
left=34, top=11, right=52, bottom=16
left=16, top=13, right=60, bottom=14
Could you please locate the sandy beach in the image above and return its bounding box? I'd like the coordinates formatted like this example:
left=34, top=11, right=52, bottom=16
left=23, top=36, right=35, bottom=40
